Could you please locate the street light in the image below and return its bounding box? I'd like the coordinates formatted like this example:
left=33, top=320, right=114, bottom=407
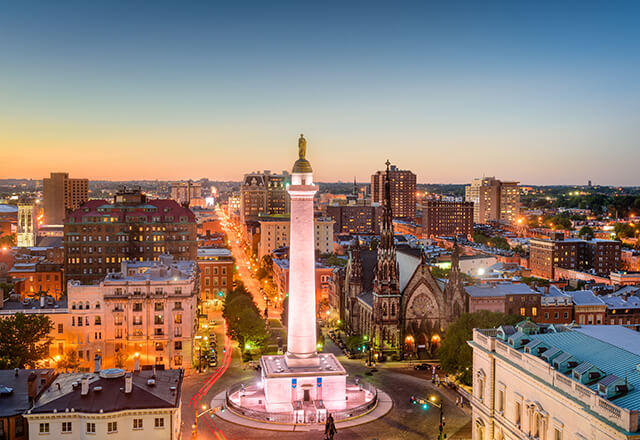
left=429, top=394, right=446, bottom=440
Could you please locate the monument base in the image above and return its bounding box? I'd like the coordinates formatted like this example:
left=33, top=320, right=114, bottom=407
left=259, top=353, right=347, bottom=412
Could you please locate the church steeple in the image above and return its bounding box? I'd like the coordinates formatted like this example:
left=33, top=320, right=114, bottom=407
left=350, top=237, right=362, bottom=284
left=374, top=160, right=399, bottom=295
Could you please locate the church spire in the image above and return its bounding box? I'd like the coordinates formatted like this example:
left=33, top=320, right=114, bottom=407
left=374, top=160, right=399, bottom=295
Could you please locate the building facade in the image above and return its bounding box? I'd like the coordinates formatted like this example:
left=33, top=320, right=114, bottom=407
left=465, top=177, right=520, bottom=224
left=470, top=323, right=640, bottom=440
left=65, top=256, right=199, bottom=372
left=421, top=199, right=474, bottom=238
left=240, top=170, right=290, bottom=223
left=43, top=172, right=88, bottom=225
left=529, top=234, right=621, bottom=279
left=197, top=247, right=234, bottom=308
left=25, top=369, right=183, bottom=440
left=170, top=180, right=203, bottom=207
left=17, top=202, right=36, bottom=248
left=326, top=203, right=381, bottom=234
left=371, top=164, right=416, bottom=221
left=63, top=188, right=197, bottom=284
left=257, top=216, right=334, bottom=259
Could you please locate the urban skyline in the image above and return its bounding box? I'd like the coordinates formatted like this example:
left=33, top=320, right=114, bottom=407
left=2, top=1, right=640, bottom=184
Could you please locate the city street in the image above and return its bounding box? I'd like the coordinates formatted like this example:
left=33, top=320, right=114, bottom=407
left=181, top=327, right=471, bottom=440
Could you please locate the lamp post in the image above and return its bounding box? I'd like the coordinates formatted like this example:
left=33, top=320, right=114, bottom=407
left=193, top=404, right=224, bottom=437
left=429, top=394, right=446, bottom=440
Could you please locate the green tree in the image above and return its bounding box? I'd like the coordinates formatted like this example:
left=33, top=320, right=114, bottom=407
left=438, top=311, right=520, bottom=385
left=114, top=350, right=126, bottom=368
left=0, top=313, right=53, bottom=368
left=58, top=349, right=81, bottom=372
left=223, top=283, right=268, bottom=353
left=578, top=226, right=594, bottom=238
left=614, top=222, right=637, bottom=239
left=0, top=233, right=16, bottom=247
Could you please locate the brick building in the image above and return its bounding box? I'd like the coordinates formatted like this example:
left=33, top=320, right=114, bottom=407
left=529, top=233, right=621, bottom=279
left=8, top=261, right=63, bottom=299
left=466, top=282, right=541, bottom=318
left=240, top=170, right=290, bottom=223
left=63, top=188, right=196, bottom=284
left=371, top=164, right=416, bottom=220
left=197, top=247, right=234, bottom=309
left=326, top=203, right=381, bottom=234
left=272, top=257, right=333, bottom=306
left=421, top=199, right=474, bottom=238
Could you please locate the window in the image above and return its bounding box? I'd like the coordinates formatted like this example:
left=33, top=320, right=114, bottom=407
left=554, top=428, right=562, bottom=440
left=154, top=418, right=165, bottom=428
left=174, top=313, right=182, bottom=324
left=532, top=307, right=538, bottom=317
left=520, top=307, right=526, bottom=316
left=107, top=421, right=117, bottom=433
left=155, top=302, right=163, bottom=311
left=175, top=341, right=182, bottom=350
left=39, top=423, right=49, bottom=433
left=497, top=389, right=504, bottom=412
left=62, top=422, right=72, bottom=433
left=15, top=417, right=25, bottom=436
left=95, top=316, right=101, bottom=325
left=133, top=303, right=142, bottom=312
left=58, top=323, right=64, bottom=334
left=515, top=401, right=522, bottom=426
left=86, top=422, right=95, bottom=433
left=133, top=419, right=143, bottom=430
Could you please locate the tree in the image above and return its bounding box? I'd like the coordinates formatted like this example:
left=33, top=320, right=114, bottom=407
left=614, top=222, right=637, bottom=239
left=0, top=313, right=53, bottom=368
left=0, top=233, right=16, bottom=247
left=578, top=226, right=594, bottom=238
left=438, top=311, right=520, bottom=385
left=223, top=283, right=268, bottom=353
left=58, top=349, right=81, bottom=372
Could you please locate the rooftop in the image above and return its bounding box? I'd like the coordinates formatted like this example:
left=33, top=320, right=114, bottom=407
left=30, top=369, right=183, bottom=414
left=465, top=282, right=538, bottom=297
left=0, top=369, right=55, bottom=417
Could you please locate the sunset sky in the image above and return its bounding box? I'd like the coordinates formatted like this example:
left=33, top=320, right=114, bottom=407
left=1, top=1, right=639, bottom=185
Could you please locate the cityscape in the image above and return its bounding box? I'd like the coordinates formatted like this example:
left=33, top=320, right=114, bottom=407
left=1, top=2, right=640, bottom=440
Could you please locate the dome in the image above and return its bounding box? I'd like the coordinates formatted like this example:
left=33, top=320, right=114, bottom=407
left=99, top=368, right=126, bottom=379
left=292, top=158, right=312, bottom=173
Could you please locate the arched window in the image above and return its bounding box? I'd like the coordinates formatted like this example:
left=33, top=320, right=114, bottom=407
left=391, top=303, right=396, bottom=316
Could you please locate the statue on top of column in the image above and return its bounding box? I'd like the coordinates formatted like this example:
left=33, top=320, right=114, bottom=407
left=298, top=134, right=307, bottom=159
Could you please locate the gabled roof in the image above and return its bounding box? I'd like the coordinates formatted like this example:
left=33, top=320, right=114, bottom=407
left=570, top=290, right=606, bottom=306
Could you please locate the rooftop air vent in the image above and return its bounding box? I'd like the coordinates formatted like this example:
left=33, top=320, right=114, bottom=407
left=147, top=379, right=156, bottom=387
left=93, top=386, right=103, bottom=392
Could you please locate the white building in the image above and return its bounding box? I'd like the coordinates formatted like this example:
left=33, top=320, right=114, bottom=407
left=17, top=201, right=36, bottom=247
left=469, top=322, right=640, bottom=440
left=258, top=216, right=334, bottom=259
left=64, top=255, right=199, bottom=372
left=25, top=368, right=183, bottom=440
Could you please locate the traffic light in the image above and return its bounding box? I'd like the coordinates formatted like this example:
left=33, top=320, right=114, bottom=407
left=422, top=403, right=429, bottom=410
left=410, top=395, right=417, bottom=404
left=217, top=291, right=224, bottom=297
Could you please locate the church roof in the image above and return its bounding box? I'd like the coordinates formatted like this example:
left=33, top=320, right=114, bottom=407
left=360, top=250, right=377, bottom=292
left=357, top=291, right=374, bottom=307
left=396, top=248, right=422, bottom=292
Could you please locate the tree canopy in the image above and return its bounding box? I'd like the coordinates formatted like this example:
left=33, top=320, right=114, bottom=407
left=578, top=226, right=594, bottom=238
left=438, top=311, right=520, bottom=385
left=222, top=282, right=268, bottom=353
left=0, top=313, right=53, bottom=368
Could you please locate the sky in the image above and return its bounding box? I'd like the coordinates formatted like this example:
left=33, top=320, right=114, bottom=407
left=1, top=0, right=639, bottom=185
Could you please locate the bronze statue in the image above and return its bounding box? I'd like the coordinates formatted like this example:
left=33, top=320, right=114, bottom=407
left=298, top=134, right=307, bottom=159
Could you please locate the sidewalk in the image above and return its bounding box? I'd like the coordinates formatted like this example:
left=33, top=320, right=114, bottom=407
left=210, top=389, right=393, bottom=432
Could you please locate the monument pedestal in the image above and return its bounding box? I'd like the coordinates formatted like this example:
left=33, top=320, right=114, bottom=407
left=260, top=353, right=347, bottom=412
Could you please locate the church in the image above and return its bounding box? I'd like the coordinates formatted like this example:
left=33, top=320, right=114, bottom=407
left=343, top=162, right=468, bottom=359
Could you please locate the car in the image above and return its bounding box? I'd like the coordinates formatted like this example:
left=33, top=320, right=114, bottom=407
left=414, top=363, right=432, bottom=371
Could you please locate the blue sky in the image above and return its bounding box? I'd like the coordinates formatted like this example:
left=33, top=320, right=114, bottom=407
left=1, top=0, right=639, bottom=185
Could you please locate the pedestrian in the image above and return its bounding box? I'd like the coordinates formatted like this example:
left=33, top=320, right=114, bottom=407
left=325, top=413, right=337, bottom=440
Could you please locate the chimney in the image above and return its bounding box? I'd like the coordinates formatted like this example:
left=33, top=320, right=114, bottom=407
left=27, top=372, right=37, bottom=403
left=40, top=295, right=45, bottom=308
left=14, top=368, right=19, bottom=376
left=94, top=354, right=102, bottom=373
left=81, top=376, right=89, bottom=396
left=134, top=356, right=140, bottom=372
left=152, top=365, right=156, bottom=379
left=124, top=373, right=133, bottom=394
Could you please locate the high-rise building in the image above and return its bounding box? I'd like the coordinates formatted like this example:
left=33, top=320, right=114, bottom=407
left=43, top=172, right=88, bottom=225
left=465, top=176, right=520, bottom=224
left=529, top=233, right=621, bottom=279
left=371, top=163, right=416, bottom=220
left=421, top=199, right=474, bottom=238
left=17, top=201, right=36, bottom=247
left=170, top=180, right=202, bottom=207
left=64, top=188, right=197, bottom=284
left=240, top=170, right=290, bottom=223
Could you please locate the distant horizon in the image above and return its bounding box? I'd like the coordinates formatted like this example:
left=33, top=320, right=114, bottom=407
left=0, top=177, right=635, bottom=189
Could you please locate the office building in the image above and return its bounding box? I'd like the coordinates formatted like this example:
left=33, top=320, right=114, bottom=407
left=43, top=172, right=88, bottom=225
left=470, top=323, right=640, bottom=439
left=170, top=180, right=203, bottom=207
left=371, top=163, right=416, bottom=220
left=240, top=170, right=290, bottom=223
left=197, top=247, right=234, bottom=309
left=421, top=199, right=474, bottom=238
left=465, top=177, right=520, bottom=224
left=63, top=188, right=196, bottom=284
